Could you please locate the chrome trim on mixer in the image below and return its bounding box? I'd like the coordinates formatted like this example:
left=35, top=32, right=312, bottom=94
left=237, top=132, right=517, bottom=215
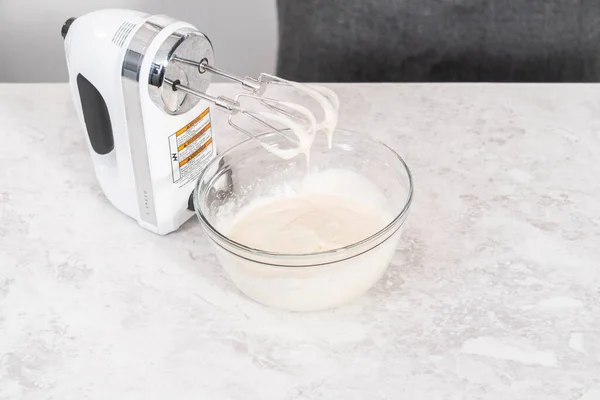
left=148, top=30, right=215, bottom=115
left=121, top=15, right=176, bottom=227
left=147, top=29, right=192, bottom=114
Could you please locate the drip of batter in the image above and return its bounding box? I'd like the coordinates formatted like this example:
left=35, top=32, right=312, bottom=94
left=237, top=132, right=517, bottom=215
left=250, top=100, right=317, bottom=160
left=250, top=76, right=340, bottom=161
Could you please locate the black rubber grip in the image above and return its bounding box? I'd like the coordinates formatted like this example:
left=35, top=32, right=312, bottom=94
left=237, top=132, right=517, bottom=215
left=76, top=74, right=115, bottom=155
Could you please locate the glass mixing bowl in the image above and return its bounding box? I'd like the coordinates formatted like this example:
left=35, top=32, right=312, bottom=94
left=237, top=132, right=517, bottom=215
left=193, top=129, right=413, bottom=311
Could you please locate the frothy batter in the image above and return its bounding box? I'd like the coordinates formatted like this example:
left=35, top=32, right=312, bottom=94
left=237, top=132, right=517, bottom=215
left=227, top=193, right=386, bottom=254
left=214, top=169, right=401, bottom=311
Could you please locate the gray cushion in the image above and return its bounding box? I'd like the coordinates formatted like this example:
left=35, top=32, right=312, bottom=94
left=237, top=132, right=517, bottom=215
left=277, top=0, right=600, bottom=82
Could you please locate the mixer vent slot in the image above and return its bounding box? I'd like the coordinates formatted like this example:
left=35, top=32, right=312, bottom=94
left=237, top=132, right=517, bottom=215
left=112, top=21, right=136, bottom=47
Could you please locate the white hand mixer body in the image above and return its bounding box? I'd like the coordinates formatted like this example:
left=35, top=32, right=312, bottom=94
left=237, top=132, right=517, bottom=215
left=62, top=9, right=338, bottom=235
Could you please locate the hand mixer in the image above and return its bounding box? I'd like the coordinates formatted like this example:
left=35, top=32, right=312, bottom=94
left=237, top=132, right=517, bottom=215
left=62, top=9, right=337, bottom=235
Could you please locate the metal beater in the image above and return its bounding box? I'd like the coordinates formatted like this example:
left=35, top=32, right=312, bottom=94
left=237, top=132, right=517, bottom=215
left=165, top=57, right=336, bottom=144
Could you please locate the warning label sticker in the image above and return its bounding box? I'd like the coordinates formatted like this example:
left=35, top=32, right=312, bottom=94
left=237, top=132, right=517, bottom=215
left=168, top=108, right=215, bottom=186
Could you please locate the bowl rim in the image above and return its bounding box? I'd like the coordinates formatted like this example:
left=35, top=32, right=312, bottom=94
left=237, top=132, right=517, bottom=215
left=193, top=128, right=414, bottom=264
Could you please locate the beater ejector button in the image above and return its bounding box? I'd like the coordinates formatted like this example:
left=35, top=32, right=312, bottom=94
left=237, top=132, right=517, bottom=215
left=61, top=17, right=76, bottom=39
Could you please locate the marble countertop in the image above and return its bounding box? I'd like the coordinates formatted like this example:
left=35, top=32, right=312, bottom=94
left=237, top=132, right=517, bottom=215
left=1, top=83, right=599, bottom=399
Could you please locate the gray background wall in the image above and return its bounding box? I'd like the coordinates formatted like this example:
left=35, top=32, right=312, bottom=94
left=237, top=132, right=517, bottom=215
left=0, top=0, right=278, bottom=82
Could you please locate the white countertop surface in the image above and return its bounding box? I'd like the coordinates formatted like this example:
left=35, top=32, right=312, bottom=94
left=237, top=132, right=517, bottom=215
left=1, top=83, right=600, bottom=399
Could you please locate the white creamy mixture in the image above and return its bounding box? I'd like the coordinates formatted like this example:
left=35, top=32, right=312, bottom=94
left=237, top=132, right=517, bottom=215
left=227, top=193, right=386, bottom=254
left=216, top=169, right=400, bottom=312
